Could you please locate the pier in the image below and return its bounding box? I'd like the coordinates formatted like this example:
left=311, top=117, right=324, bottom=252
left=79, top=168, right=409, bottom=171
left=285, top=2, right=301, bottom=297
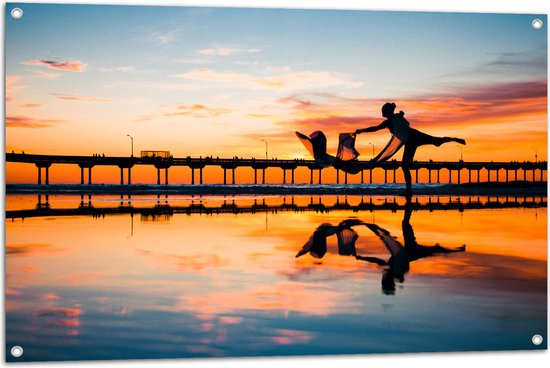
left=6, top=152, right=547, bottom=185
left=6, top=194, right=546, bottom=220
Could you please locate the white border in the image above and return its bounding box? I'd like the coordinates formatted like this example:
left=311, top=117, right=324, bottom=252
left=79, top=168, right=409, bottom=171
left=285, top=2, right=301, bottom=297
left=1, top=1, right=549, bottom=368
left=1, top=0, right=550, bottom=13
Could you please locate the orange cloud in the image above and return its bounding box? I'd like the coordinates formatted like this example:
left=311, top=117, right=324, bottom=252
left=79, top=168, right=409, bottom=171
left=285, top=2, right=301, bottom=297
left=136, top=103, right=231, bottom=122
left=21, top=103, right=42, bottom=108
left=51, top=93, right=113, bottom=103
left=21, top=59, right=87, bottom=72
left=5, top=75, right=23, bottom=102
left=33, top=70, right=61, bottom=79
left=43, top=293, right=60, bottom=300
left=164, top=104, right=231, bottom=118
left=6, top=115, right=64, bottom=128
left=279, top=79, right=547, bottom=131
left=399, top=80, right=547, bottom=129
left=265, top=79, right=546, bottom=161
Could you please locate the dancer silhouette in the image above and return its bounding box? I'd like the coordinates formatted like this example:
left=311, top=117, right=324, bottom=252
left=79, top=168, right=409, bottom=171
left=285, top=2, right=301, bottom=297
left=356, top=102, right=466, bottom=196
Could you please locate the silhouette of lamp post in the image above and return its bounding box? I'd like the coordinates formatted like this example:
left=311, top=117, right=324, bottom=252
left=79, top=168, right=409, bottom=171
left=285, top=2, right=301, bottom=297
left=261, top=139, right=268, bottom=160
left=368, top=143, right=375, bottom=159
left=127, top=134, right=134, bottom=157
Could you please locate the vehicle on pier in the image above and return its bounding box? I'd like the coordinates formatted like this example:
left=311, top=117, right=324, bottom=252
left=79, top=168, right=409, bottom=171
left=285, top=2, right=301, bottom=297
left=141, top=150, right=171, bottom=158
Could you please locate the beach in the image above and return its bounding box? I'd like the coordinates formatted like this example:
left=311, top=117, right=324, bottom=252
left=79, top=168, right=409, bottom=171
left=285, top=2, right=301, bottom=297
left=6, top=181, right=547, bottom=196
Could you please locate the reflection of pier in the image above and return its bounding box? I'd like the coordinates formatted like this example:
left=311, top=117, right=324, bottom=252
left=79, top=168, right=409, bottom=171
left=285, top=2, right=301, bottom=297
left=7, top=153, right=547, bottom=185
left=7, top=195, right=546, bottom=220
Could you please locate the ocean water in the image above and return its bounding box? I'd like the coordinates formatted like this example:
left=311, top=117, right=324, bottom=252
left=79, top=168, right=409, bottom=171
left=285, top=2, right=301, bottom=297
left=6, top=182, right=546, bottom=196
left=5, top=194, right=547, bottom=361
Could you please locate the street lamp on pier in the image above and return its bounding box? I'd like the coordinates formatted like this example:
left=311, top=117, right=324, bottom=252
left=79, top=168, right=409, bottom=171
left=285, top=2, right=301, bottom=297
left=260, top=139, right=268, bottom=160
left=531, top=147, right=538, bottom=162
left=127, top=134, right=134, bottom=157
left=368, top=143, right=375, bottom=159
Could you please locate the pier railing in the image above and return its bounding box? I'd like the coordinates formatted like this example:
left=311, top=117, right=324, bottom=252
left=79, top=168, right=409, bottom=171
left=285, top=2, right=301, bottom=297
left=6, top=152, right=547, bottom=185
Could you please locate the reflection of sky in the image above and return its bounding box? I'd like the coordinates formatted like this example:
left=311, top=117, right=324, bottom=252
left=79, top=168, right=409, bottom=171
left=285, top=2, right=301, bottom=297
left=5, top=195, right=547, bottom=361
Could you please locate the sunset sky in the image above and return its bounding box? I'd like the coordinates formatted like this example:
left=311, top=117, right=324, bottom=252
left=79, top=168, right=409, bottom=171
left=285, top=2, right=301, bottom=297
left=5, top=3, right=547, bottom=183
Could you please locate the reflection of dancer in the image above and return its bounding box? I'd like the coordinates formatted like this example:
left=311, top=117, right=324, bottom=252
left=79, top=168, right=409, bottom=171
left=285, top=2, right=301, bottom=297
left=296, top=219, right=363, bottom=259
left=296, top=201, right=465, bottom=294
left=355, top=102, right=466, bottom=196
left=356, top=201, right=465, bottom=294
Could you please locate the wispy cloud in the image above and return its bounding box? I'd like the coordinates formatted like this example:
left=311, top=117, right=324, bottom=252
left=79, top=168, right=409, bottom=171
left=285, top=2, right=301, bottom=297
left=276, top=79, right=547, bottom=133
left=97, top=66, right=137, bottom=73
left=441, top=51, right=547, bottom=81
left=21, top=103, right=43, bottom=108
left=33, top=70, right=62, bottom=79
left=6, top=115, right=65, bottom=128
left=253, top=78, right=547, bottom=159
left=153, top=28, right=181, bottom=45
left=247, top=113, right=277, bottom=119
left=21, top=59, right=87, bottom=72
left=5, top=75, right=23, bottom=102
left=197, top=47, right=261, bottom=56
left=406, top=79, right=548, bottom=128
left=51, top=93, right=113, bottom=103
left=164, top=104, right=231, bottom=118
left=179, top=68, right=361, bottom=91
left=136, top=103, right=231, bottom=123
left=172, top=58, right=215, bottom=65
left=172, top=58, right=216, bottom=65
left=450, top=79, right=547, bottom=103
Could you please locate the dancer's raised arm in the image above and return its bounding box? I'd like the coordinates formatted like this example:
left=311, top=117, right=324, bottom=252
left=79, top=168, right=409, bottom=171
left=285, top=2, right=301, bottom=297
left=355, top=120, right=389, bottom=134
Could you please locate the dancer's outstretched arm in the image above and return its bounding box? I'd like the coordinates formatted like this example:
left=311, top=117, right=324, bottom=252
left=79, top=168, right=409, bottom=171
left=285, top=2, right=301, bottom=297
left=355, top=120, right=388, bottom=134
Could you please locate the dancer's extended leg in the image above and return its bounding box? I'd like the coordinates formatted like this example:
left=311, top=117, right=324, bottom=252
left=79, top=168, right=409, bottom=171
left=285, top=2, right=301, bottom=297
left=433, top=136, right=466, bottom=147
left=410, top=129, right=465, bottom=147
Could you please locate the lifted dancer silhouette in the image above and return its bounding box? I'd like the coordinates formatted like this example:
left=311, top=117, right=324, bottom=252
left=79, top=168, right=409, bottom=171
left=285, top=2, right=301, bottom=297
left=356, top=102, right=466, bottom=196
